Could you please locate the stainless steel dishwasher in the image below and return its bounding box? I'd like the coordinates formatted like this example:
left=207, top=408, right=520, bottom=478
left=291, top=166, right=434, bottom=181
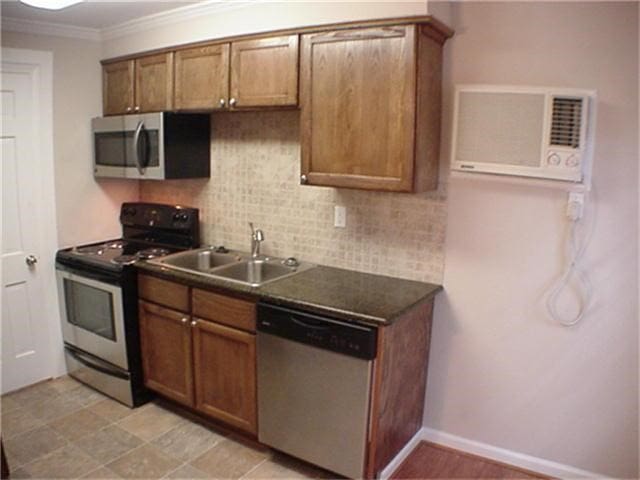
left=257, top=302, right=377, bottom=479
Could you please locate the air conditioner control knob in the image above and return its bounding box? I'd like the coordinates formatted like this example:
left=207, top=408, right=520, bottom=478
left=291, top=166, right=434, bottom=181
left=547, top=152, right=561, bottom=166
left=565, top=155, right=579, bottom=167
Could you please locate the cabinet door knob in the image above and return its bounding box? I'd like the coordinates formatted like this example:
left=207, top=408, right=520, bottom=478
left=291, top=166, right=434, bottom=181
left=219, top=98, right=226, bottom=107
left=134, top=106, right=141, bottom=112
left=190, top=320, right=197, bottom=327
left=181, top=317, right=188, bottom=324
left=300, top=174, right=308, bottom=184
left=229, top=98, right=237, bottom=107
left=126, top=107, right=132, bottom=113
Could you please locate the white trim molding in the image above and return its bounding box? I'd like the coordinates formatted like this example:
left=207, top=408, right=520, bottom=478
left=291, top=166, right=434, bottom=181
left=1, top=16, right=101, bottom=41
left=421, top=427, right=609, bottom=479
left=101, top=0, right=258, bottom=41
left=379, top=427, right=610, bottom=479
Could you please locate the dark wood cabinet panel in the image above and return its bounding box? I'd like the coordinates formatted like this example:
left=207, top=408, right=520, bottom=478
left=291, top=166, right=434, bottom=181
left=135, top=52, right=174, bottom=112
left=174, top=44, right=230, bottom=110
left=193, top=318, right=257, bottom=434
left=230, top=35, right=298, bottom=108
left=300, top=25, right=447, bottom=192
left=192, top=288, right=256, bottom=333
left=102, top=60, right=134, bottom=115
left=138, top=274, right=189, bottom=312
left=139, top=300, right=194, bottom=407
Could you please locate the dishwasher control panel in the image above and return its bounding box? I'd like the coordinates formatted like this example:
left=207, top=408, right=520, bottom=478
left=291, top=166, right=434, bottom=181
left=257, top=302, right=377, bottom=360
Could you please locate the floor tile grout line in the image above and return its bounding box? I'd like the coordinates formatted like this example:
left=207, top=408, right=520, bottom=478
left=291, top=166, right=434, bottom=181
left=239, top=457, right=270, bottom=479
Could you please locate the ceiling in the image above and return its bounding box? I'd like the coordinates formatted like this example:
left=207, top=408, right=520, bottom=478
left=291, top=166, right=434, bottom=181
left=0, top=0, right=205, bottom=30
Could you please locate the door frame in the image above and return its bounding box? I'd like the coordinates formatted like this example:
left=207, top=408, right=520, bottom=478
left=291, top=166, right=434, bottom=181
left=1, top=47, right=64, bottom=382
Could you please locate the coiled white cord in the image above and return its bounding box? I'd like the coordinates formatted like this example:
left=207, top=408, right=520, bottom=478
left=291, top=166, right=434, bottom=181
left=545, top=214, right=593, bottom=326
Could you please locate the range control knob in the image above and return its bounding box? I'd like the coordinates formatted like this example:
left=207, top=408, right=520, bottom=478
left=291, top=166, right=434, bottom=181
left=123, top=207, right=137, bottom=216
left=547, top=152, right=561, bottom=166
left=173, top=212, right=189, bottom=222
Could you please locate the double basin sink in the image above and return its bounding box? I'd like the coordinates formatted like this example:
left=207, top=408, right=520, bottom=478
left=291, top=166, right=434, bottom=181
left=148, top=247, right=315, bottom=287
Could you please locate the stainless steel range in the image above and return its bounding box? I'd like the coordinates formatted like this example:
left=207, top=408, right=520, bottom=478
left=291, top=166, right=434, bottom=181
left=55, top=202, right=199, bottom=406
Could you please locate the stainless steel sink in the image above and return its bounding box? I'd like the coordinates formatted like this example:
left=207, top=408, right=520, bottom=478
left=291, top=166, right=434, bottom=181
left=148, top=247, right=314, bottom=287
left=155, top=248, right=241, bottom=273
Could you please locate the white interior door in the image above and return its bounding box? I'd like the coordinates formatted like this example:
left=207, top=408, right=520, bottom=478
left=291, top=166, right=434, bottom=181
left=1, top=48, right=60, bottom=393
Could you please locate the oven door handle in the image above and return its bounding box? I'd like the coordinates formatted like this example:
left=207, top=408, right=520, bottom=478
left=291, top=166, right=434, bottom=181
left=66, top=346, right=129, bottom=380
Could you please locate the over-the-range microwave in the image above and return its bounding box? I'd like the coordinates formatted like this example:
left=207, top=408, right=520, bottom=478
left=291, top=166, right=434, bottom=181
left=92, top=112, right=210, bottom=180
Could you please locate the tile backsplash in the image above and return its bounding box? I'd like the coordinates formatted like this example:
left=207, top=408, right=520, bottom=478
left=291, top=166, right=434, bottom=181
left=140, top=111, right=446, bottom=283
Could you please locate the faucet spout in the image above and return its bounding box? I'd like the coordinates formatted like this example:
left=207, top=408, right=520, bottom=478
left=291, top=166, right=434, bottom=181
left=249, top=223, right=264, bottom=258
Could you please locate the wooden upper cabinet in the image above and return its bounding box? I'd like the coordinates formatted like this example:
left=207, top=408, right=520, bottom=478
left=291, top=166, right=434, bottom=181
left=174, top=44, right=230, bottom=111
left=138, top=300, right=194, bottom=407
left=193, top=319, right=257, bottom=434
left=103, top=60, right=134, bottom=116
left=300, top=25, right=445, bottom=192
left=230, top=35, right=298, bottom=108
left=135, top=53, right=174, bottom=112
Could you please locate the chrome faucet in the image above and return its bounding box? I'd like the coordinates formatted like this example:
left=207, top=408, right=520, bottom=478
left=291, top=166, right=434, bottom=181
left=249, top=222, right=264, bottom=258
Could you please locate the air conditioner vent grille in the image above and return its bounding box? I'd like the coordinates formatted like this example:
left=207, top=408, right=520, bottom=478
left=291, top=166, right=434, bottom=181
left=550, top=97, right=583, bottom=148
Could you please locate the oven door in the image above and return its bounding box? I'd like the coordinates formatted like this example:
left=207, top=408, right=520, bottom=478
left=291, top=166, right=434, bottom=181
left=56, top=268, right=128, bottom=370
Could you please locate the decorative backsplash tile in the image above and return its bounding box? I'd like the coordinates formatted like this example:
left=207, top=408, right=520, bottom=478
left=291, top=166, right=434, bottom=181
left=140, top=111, right=446, bottom=283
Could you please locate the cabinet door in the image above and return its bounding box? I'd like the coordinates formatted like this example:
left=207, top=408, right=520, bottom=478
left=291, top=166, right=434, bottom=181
left=174, top=44, right=230, bottom=111
left=193, top=319, right=257, bottom=434
left=103, top=60, right=134, bottom=115
left=139, top=300, right=194, bottom=407
left=230, top=35, right=298, bottom=108
left=135, top=53, right=174, bottom=112
left=300, top=26, right=417, bottom=191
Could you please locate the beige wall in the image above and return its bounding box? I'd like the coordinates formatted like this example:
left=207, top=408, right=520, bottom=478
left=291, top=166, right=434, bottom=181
left=1, top=31, right=138, bottom=247
left=427, top=2, right=638, bottom=478
left=102, top=1, right=428, bottom=58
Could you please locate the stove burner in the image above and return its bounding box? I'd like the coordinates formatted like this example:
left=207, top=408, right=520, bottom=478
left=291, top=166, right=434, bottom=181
left=75, top=245, right=105, bottom=255
left=137, top=248, right=169, bottom=260
left=111, top=254, right=138, bottom=266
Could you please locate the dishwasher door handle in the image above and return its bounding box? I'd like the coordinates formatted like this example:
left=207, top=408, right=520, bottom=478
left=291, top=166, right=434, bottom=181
left=291, top=317, right=330, bottom=330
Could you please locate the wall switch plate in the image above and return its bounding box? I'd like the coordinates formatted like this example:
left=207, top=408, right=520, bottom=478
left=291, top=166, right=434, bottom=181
left=567, top=191, right=585, bottom=220
left=334, top=205, right=346, bottom=228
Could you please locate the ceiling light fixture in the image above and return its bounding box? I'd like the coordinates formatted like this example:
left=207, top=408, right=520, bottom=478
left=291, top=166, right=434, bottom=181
left=19, top=0, right=84, bottom=10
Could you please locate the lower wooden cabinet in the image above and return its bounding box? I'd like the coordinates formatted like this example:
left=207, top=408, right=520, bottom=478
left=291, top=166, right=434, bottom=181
left=139, top=301, right=194, bottom=406
left=138, top=275, right=257, bottom=435
left=193, top=319, right=257, bottom=434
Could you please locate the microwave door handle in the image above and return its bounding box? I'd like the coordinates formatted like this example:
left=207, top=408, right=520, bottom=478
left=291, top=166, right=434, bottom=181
left=133, top=120, right=145, bottom=175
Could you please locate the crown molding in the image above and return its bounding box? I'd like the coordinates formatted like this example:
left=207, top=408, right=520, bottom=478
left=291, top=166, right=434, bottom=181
left=100, top=0, right=258, bottom=41
left=1, top=16, right=101, bottom=41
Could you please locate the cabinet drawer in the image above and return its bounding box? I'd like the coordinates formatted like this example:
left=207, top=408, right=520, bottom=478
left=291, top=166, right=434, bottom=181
left=192, top=289, right=256, bottom=332
left=138, top=275, right=189, bottom=312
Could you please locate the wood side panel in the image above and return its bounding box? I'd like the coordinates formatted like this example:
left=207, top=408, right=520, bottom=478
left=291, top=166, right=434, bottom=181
left=193, top=318, right=257, bottom=434
left=138, top=274, right=189, bottom=312
left=138, top=301, right=194, bottom=407
left=300, top=26, right=417, bottom=192
left=414, top=28, right=444, bottom=192
left=135, top=52, right=174, bottom=112
left=101, top=16, right=453, bottom=65
left=192, top=288, right=256, bottom=332
left=367, top=298, right=435, bottom=478
left=174, top=43, right=230, bottom=110
left=102, top=60, right=134, bottom=115
left=230, top=35, right=299, bottom=107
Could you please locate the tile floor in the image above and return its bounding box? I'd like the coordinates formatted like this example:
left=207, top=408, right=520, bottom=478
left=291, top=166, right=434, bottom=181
left=1, top=376, right=331, bottom=479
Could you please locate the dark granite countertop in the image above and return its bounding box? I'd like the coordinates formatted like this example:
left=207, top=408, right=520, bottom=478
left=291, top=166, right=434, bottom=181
left=136, top=262, right=442, bottom=326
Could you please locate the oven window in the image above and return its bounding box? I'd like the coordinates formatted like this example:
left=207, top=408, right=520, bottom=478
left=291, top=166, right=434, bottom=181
left=63, top=279, right=116, bottom=341
left=94, top=132, right=126, bottom=167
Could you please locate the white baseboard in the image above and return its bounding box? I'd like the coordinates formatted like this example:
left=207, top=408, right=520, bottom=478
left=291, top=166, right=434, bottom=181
left=421, top=427, right=606, bottom=479
left=378, top=427, right=607, bottom=479
left=379, top=429, right=425, bottom=479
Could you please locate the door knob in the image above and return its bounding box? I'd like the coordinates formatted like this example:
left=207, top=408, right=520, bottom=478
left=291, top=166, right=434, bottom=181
left=300, top=174, right=308, bottom=184
left=25, top=255, right=38, bottom=267
left=229, top=98, right=237, bottom=107
left=219, top=98, right=226, bottom=107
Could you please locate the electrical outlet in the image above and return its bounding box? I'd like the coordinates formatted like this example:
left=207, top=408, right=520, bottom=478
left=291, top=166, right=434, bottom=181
left=334, top=205, right=346, bottom=228
left=567, top=192, right=585, bottom=220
